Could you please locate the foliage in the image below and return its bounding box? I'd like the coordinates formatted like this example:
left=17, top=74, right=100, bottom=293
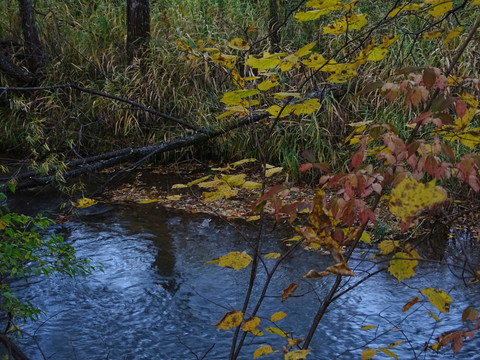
left=0, top=193, right=95, bottom=321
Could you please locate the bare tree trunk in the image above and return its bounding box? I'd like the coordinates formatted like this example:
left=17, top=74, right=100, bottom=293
left=126, top=0, right=151, bottom=63
left=18, top=0, right=46, bottom=73
left=268, top=0, right=280, bottom=51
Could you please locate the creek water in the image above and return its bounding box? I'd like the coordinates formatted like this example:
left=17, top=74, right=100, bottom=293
left=5, top=195, right=480, bottom=359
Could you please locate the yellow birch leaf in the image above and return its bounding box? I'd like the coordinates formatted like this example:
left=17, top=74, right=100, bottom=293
left=388, top=252, right=418, bottom=282
left=197, top=178, right=224, bottom=188
left=426, top=0, right=453, bottom=18
left=265, top=252, right=281, bottom=259
left=388, top=341, right=402, bottom=348
left=361, top=325, right=376, bottom=330
left=323, top=14, right=367, bottom=35
left=361, top=348, right=377, bottom=360
left=378, top=240, right=399, bottom=255
left=423, top=30, right=444, bottom=40
left=265, top=327, right=289, bottom=337
left=221, top=174, right=246, bottom=186
left=258, top=78, right=280, bottom=91
left=274, top=92, right=301, bottom=99
left=293, top=98, right=322, bottom=115
left=427, top=310, right=441, bottom=322
left=245, top=53, right=287, bottom=71
left=216, top=110, right=236, bottom=119
left=285, top=350, right=310, bottom=360
left=343, top=0, right=361, bottom=11
left=211, top=52, right=237, bottom=69
left=186, top=175, right=212, bottom=187
left=205, top=251, right=253, bottom=270
left=378, top=347, right=398, bottom=359
left=267, top=104, right=293, bottom=118
left=221, top=89, right=260, bottom=105
left=295, top=9, right=330, bottom=22
left=306, top=0, right=343, bottom=9
left=242, top=181, right=263, bottom=190
left=70, top=198, right=98, bottom=208
left=443, top=26, right=463, bottom=45
left=271, top=311, right=287, bottom=322
left=367, top=47, right=388, bottom=61
left=265, top=166, right=283, bottom=177
left=138, top=199, right=160, bottom=204
left=389, top=176, right=447, bottom=223
left=387, top=4, right=421, bottom=17
left=232, top=158, right=256, bottom=167
left=166, top=195, right=181, bottom=201
left=360, top=232, right=371, bottom=244
left=242, top=317, right=261, bottom=331
left=172, top=183, right=188, bottom=189
left=216, top=310, right=243, bottom=330
left=295, top=42, right=317, bottom=57
left=420, top=288, right=452, bottom=313
left=287, top=338, right=304, bottom=347
left=280, top=54, right=299, bottom=71
left=459, top=93, right=479, bottom=108
left=253, top=345, right=277, bottom=359
left=229, top=37, right=250, bottom=50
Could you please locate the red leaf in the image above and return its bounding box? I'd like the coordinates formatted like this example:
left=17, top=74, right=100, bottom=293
left=440, top=142, right=455, bottom=161
left=281, top=283, right=298, bottom=302
left=455, top=99, right=467, bottom=119
left=451, top=334, right=463, bottom=355
left=403, top=296, right=420, bottom=312
left=299, top=163, right=313, bottom=172
left=462, top=306, right=478, bottom=322
left=351, top=149, right=365, bottom=169
left=423, top=67, right=436, bottom=89
left=413, top=110, right=433, bottom=124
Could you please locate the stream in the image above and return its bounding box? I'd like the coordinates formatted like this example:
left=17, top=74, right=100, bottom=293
left=4, top=193, right=480, bottom=359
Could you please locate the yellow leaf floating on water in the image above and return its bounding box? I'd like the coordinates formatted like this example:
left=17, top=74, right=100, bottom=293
left=285, top=349, right=310, bottom=360
left=70, top=197, right=98, bottom=208
left=378, top=347, right=398, bottom=359
left=265, top=252, right=281, bottom=259
left=361, top=348, right=377, bottom=360
left=270, top=311, right=287, bottom=322
left=388, top=251, right=419, bottom=282
left=420, top=288, right=452, bottom=313
left=253, top=345, right=278, bottom=359
left=228, top=37, right=250, bottom=50
left=389, top=176, right=447, bottom=224
left=427, top=310, right=441, bottom=322
left=361, top=325, right=376, bottom=330
left=205, top=251, right=252, bottom=270
left=216, top=310, right=243, bottom=330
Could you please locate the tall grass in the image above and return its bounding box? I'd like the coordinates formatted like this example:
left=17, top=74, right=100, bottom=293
left=0, top=0, right=478, bottom=175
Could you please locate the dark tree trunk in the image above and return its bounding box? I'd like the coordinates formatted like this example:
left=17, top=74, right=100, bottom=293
left=18, top=0, right=46, bottom=73
left=268, top=0, right=280, bottom=52
left=126, top=0, right=151, bottom=63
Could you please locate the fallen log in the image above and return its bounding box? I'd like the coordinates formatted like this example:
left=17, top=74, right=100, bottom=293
left=1, top=112, right=269, bottom=193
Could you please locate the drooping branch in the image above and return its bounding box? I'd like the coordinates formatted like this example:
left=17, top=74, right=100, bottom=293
left=0, top=83, right=200, bottom=132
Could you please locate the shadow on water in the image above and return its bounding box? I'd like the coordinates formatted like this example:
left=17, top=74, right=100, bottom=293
left=2, top=194, right=480, bottom=359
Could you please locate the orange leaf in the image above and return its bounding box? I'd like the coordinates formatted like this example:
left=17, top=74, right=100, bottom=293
left=402, top=296, right=420, bottom=312
left=282, top=283, right=298, bottom=302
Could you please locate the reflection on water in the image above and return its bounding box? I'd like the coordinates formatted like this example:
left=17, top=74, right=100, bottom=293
left=6, top=202, right=480, bottom=359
